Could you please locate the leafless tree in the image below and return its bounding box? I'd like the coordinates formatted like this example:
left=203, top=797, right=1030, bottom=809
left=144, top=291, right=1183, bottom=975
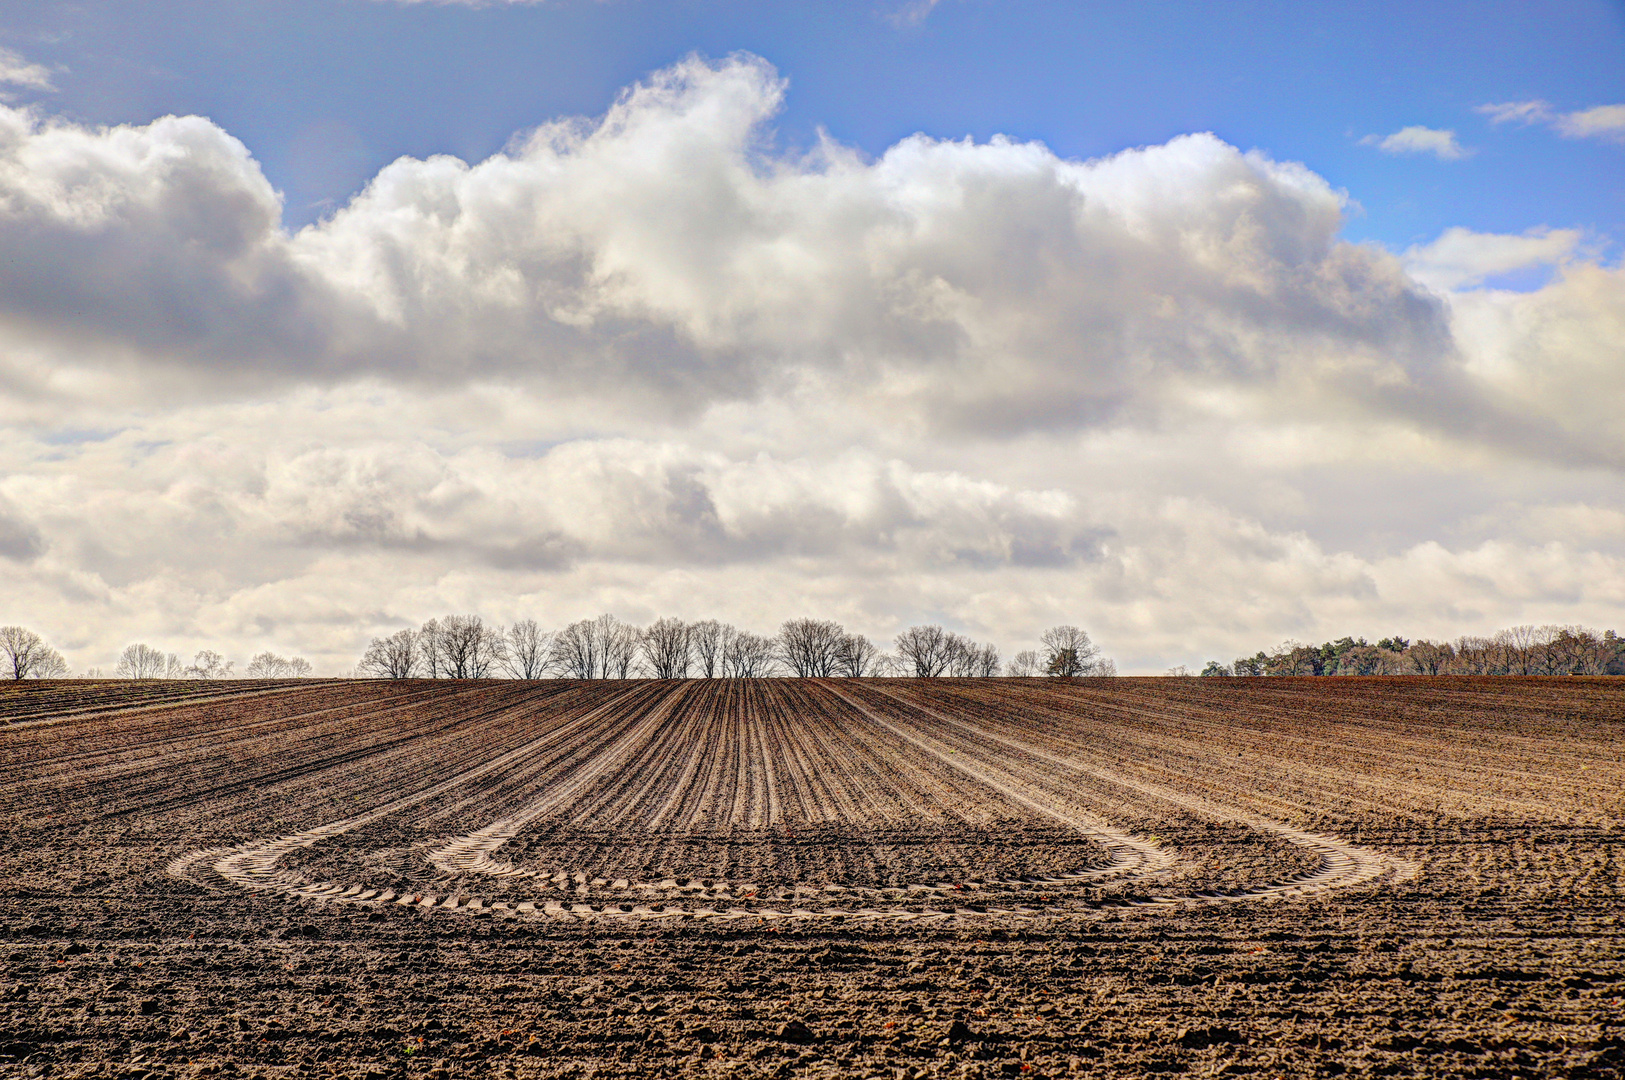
left=895, top=625, right=954, bottom=677
left=723, top=631, right=779, bottom=677
left=943, top=634, right=999, bottom=677
left=1040, top=625, right=1102, bottom=677
left=418, top=618, right=444, bottom=678
left=1, top=626, right=68, bottom=679
left=1006, top=649, right=1040, bottom=677
left=1534, top=626, right=1613, bottom=675
left=779, top=618, right=845, bottom=677
left=1404, top=639, right=1454, bottom=675
left=184, top=650, right=234, bottom=679
left=551, top=614, right=640, bottom=679
left=834, top=633, right=879, bottom=677
left=118, top=643, right=181, bottom=679
left=501, top=619, right=552, bottom=679
left=641, top=617, right=692, bottom=679
left=1499, top=625, right=1542, bottom=676
left=424, top=615, right=505, bottom=678
left=690, top=620, right=725, bottom=678
left=603, top=616, right=642, bottom=678
left=550, top=618, right=601, bottom=679
left=246, top=652, right=312, bottom=678
left=360, top=629, right=419, bottom=678
left=1450, top=635, right=1499, bottom=674
left=968, top=642, right=1001, bottom=677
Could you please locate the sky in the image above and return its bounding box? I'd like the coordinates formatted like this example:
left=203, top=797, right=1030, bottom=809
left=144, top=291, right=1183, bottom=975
left=0, top=0, right=1622, bottom=675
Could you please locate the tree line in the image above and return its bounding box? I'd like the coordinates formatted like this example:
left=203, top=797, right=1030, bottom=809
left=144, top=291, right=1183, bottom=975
left=0, top=627, right=313, bottom=680
left=356, top=616, right=1116, bottom=680
left=1194, top=625, right=1625, bottom=677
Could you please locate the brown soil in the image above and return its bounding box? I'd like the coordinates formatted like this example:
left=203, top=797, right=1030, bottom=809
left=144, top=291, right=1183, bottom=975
left=1, top=677, right=1621, bottom=1079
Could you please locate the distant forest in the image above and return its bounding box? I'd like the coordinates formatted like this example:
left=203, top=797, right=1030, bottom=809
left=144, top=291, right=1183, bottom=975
left=1196, top=625, right=1625, bottom=677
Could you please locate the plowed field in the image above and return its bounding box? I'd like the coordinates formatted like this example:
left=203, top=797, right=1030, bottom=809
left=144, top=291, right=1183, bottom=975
left=2, top=677, right=1621, bottom=1079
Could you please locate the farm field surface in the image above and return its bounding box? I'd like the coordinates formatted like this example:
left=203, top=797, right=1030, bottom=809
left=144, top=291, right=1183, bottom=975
left=1, top=677, right=1622, bottom=1079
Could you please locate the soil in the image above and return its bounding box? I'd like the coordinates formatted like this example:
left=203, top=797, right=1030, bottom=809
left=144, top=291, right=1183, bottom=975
left=1, top=676, right=1621, bottom=1079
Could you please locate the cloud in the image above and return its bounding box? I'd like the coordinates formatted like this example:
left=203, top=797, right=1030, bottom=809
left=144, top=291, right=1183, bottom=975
left=1477, top=100, right=1553, bottom=126
left=1478, top=100, right=1625, bottom=143
left=1360, top=126, right=1470, bottom=160
left=3, top=54, right=1625, bottom=672
left=1554, top=104, right=1625, bottom=142
left=1402, top=226, right=1580, bottom=292
left=0, top=53, right=1457, bottom=441
left=0, top=494, right=46, bottom=563
left=0, top=48, right=55, bottom=95
left=888, top=0, right=944, bottom=27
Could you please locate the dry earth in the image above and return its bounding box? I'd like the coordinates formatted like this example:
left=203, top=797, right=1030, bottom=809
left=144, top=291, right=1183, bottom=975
left=1, top=677, right=1621, bottom=1079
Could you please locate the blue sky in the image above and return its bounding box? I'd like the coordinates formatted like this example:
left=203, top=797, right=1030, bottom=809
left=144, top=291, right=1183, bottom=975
left=1, top=1, right=1623, bottom=673
left=7, top=0, right=1623, bottom=248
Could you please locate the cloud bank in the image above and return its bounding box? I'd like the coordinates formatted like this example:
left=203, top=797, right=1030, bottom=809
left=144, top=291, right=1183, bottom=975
left=2, top=55, right=1622, bottom=672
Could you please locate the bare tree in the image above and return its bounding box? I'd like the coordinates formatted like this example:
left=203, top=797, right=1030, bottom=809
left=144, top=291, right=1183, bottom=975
left=690, top=619, right=724, bottom=678
left=834, top=633, right=879, bottom=677
left=418, top=618, right=445, bottom=678
left=966, top=642, right=1001, bottom=676
left=1500, top=625, right=1541, bottom=676
left=1573, top=629, right=1616, bottom=675
left=551, top=614, right=640, bottom=679
left=779, top=618, right=845, bottom=677
left=1, top=626, right=68, bottom=680
left=1450, top=635, right=1498, bottom=674
left=723, top=631, right=779, bottom=677
left=426, top=615, right=505, bottom=678
left=641, top=617, right=692, bottom=679
left=246, top=652, right=312, bottom=678
left=116, top=644, right=181, bottom=679
left=602, top=615, right=642, bottom=678
left=1404, top=640, right=1454, bottom=675
left=942, top=634, right=999, bottom=677
left=501, top=619, right=552, bottom=679
left=1040, top=626, right=1103, bottom=677
left=894, top=625, right=953, bottom=677
left=1006, top=649, right=1040, bottom=677
left=360, top=629, right=419, bottom=678
left=183, top=650, right=234, bottom=679
left=550, top=618, right=599, bottom=679
left=246, top=652, right=282, bottom=678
